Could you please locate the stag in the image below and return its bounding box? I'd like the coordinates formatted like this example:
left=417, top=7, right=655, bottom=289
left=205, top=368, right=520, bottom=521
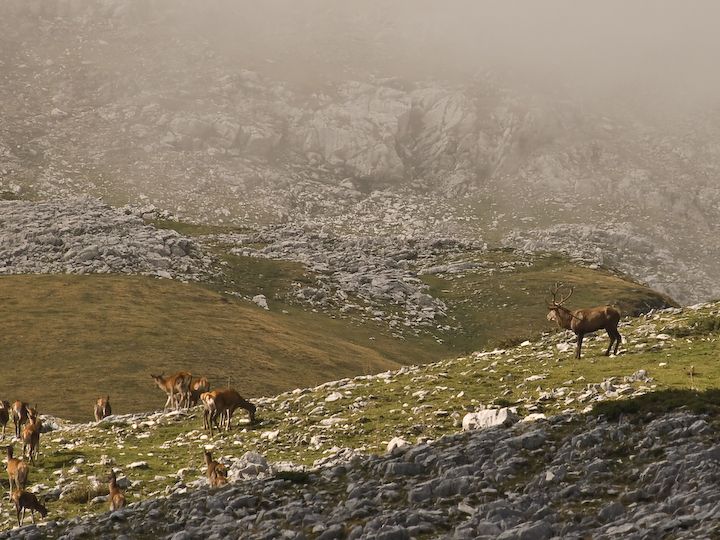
left=546, top=282, right=622, bottom=359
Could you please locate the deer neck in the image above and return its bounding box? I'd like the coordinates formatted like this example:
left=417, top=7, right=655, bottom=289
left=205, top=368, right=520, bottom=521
left=554, top=306, right=576, bottom=329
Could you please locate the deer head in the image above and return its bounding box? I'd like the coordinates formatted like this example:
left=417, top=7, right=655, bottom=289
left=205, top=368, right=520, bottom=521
left=546, top=282, right=574, bottom=323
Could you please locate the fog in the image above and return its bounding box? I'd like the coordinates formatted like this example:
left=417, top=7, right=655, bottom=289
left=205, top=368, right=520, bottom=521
left=163, top=0, right=720, bottom=108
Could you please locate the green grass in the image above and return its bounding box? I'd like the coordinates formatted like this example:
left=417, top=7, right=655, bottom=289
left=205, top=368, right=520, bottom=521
left=0, top=240, right=676, bottom=422
left=0, top=274, right=445, bottom=421
left=421, top=251, right=675, bottom=352
left=592, top=388, right=720, bottom=421
left=145, top=219, right=252, bottom=237
left=1, top=301, right=719, bottom=530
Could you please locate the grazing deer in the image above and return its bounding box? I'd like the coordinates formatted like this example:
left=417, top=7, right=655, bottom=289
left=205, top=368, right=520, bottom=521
left=546, top=282, right=622, bottom=359
left=189, top=377, right=210, bottom=407
left=108, top=469, right=126, bottom=511
left=11, top=490, right=47, bottom=526
left=21, top=411, right=41, bottom=464
left=0, top=400, right=10, bottom=439
left=11, top=401, right=30, bottom=439
left=151, top=372, right=193, bottom=410
left=6, top=446, right=29, bottom=500
left=94, top=396, right=112, bottom=422
left=204, top=450, right=227, bottom=488
left=201, top=388, right=256, bottom=436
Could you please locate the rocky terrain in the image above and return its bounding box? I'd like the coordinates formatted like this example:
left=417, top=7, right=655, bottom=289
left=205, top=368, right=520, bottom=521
left=213, top=225, right=493, bottom=334
left=1, top=1, right=720, bottom=304
left=0, top=198, right=212, bottom=281
left=1, top=2, right=718, bottom=537
left=0, top=302, right=718, bottom=538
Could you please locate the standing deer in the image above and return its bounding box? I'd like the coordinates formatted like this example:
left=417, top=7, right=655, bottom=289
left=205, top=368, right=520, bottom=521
left=546, top=282, right=622, bottom=359
left=94, top=396, right=112, bottom=422
left=11, top=490, right=47, bottom=526
left=151, top=372, right=193, bottom=410
left=189, top=377, right=210, bottom=407
left=0, top=401, right=10, bottom=439
left=11, top=401, right=30, bottom=439
left=6, top=446, right=29, bottom=500
left=200, top=389, right=256, bottom=436
left=108, top=469, right=126, bottom=511
left=21, top=410, right=42, bottom=464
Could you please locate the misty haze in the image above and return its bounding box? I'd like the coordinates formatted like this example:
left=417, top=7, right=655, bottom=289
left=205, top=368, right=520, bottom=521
left=0, top=1, right=719, bottom=537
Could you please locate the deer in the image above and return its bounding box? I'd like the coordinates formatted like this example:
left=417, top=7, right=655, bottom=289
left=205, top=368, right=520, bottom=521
left=108, top=469, right=126, bottom=511
left=546, top=282, right=622, bottom=359
left=203, top=450, right=227, bottom=488
left=11, top=489, right=47, bottom=527
left=189, top=376, right=210, bottom=407
left=94, top=396, right=112, bottom=422
left=6, top=446, right=29, bottom=500
left=11, top=401, right=30, bottom=439
left=0, top=400, right=10, bottom=439
left=201, top=388, right=256, bottom=436
left=21, top=410, right=42, bottom=464
left=151, top=372, right=193, bottom=410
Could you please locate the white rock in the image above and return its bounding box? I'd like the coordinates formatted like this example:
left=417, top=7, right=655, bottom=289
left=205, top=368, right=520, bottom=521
left=252, top=294, right=269, bottom=310
left=522, top=413, right=547, bottom=422
left=261, top=430, right=280, bottom=441
left=325, top=392, right=344, bottom=402
left=386, top=437, right=410, bottom=453
left=462, top=408, right=519, bottom=431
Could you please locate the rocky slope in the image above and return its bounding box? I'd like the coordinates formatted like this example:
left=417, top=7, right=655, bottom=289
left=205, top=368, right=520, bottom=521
left=1, top=1, right=719, bottom=304
left=0, top=198, right=211, bottom=281
left=1, top=302, right=718, bottom=538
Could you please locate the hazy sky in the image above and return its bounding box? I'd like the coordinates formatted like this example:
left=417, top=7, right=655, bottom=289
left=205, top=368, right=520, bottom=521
left=202, top=0, right=720, bottom=105
left=385, top=1, right=719, bottom=101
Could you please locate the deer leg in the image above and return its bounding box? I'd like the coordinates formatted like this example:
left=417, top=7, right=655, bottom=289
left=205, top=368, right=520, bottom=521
left=605, top=330, right=614, bottom=356
left=575, top=333, right=584, bottom=359
left=613, top=329, right=622, bottom=355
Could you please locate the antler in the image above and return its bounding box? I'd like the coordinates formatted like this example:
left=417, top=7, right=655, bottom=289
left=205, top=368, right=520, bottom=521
left=549, top=282, right=574, bottom=305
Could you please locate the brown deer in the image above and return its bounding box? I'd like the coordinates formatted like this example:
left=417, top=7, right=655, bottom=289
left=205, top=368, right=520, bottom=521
left=11, top=490, right=47, bottom=526
left=204, top=450, right=227, bottom=488
left=201, top=388, right=256, bottom=436
left=108, top=469, right=126, bottom=511
left=94, top=396, right=112, bottom=422
left=11, top=401, right=30, bottom=439
left=546, top=282, right=622, bottom=359
left=0, top=400, right=10, bottom=439
left=6, top=446, right=29, bottom=500
left=189, top=377, right=210, bottom=407
left=151, top=372, right=193, bottom=410
left=21, top=410, right=41, bottom=464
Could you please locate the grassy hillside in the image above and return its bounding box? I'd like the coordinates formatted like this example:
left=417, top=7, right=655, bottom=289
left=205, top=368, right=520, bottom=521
left=2, top=300, right=718, bottom=530
left=0, top=275, right=444, bottom=421
left=421, top=251, right=674, bottom=351
left=0, top=243, right=674, bottom=421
